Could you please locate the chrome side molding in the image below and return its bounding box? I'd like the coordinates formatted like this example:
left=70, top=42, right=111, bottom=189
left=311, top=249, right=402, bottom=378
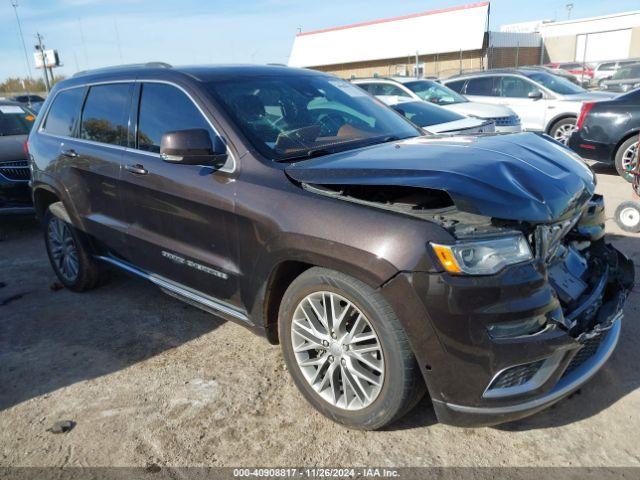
left=94, top=255, right=251, bottom=324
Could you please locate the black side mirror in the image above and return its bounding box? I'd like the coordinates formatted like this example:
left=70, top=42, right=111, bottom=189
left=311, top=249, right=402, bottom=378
left=528, top=91, right=543, bottom=100
left=160, top=129, right=228, bottom=167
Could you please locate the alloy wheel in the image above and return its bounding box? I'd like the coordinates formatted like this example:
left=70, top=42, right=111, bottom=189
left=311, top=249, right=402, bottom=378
left=290, top=291, right=384, bottom=410
left=621, top=141, right=638, bottom=179
left=553, top=123, right=576, bottom=145
left=619, top=206, right=640, bottom=228
left=47, top=217, right=79, bottom=282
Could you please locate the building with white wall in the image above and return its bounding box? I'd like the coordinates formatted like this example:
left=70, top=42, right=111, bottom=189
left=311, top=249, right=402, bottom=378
left=502, top=10, right=640, bottom=63
left=287, top=2, right=540, bottom=79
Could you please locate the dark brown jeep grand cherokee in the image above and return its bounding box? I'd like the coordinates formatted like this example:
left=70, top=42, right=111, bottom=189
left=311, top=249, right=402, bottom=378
left=28, top=64, right=634, bottom=429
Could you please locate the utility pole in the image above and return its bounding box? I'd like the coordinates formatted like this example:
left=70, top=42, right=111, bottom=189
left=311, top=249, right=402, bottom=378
left=566, top=3, right=574, bottom=20
left=10, top=0, right=33, bottom=95
left=35, top=32, right=51, bottom=92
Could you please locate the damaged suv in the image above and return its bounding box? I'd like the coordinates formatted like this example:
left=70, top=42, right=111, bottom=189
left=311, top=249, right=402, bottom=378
left=28, top=65, right=634, bottom=429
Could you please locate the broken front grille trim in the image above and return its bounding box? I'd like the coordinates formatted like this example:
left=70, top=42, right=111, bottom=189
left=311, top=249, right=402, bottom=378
left=483, top=351, right=565, bottom=399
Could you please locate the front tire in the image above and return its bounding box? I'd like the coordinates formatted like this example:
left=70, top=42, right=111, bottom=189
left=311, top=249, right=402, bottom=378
left=550, top=117, right=577, bottom=145
left=278, top=267, right=425, bottom=430
left=614, top=136, right=638, bottom=183
left=43, top=208, right=103, bottom=292
left=615, top=201, right=640, bottom=233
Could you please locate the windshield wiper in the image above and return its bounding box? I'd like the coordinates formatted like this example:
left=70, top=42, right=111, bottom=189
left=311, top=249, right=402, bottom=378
left=276, top=148, right=335, bottom=162
left=276, top=135, right=405, bottom=163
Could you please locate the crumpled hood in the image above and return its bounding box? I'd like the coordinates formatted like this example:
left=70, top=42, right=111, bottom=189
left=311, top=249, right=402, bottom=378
left=285, top=133, right=596, bottom=223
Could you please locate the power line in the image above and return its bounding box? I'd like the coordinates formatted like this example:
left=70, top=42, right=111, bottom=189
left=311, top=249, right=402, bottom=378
left=10, top=0, right=33, bottom=81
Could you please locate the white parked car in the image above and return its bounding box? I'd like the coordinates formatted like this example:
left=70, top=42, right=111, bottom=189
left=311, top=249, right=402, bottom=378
left=442, top=68, right=615, bottom=144
left=376, top=96, right=495, bottom=135
left=352, top=77, right=521, bottom=133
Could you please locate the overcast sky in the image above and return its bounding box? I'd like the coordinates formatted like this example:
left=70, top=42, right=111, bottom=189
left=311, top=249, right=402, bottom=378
left=2, top=0, right=639, bottom=82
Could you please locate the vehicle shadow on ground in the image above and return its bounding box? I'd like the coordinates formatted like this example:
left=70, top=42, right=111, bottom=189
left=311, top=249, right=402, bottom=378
left=588, top=161, right=620, bottom=177
left=0, top=217, right=226, bottom=412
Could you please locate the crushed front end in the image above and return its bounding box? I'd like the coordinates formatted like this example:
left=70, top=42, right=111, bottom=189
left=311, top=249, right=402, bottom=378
left=383, top=194, right=635, bottom=427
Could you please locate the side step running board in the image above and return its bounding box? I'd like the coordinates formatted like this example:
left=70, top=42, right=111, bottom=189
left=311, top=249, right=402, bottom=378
left=94, top=255, right=251, bottom=325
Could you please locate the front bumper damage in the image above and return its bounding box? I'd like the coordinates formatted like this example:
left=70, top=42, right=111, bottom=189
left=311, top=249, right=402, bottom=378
left=381, top=198, right=635, bottom=427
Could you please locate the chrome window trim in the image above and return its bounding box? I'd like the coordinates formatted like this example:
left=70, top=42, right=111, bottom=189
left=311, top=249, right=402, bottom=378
left=38, top=79, right=237, bottom=174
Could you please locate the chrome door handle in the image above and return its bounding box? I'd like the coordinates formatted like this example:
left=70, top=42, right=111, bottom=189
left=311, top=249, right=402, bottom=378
left=61, top=149, right=78, bottom=158
left=125, top=163, right=148, bottom=175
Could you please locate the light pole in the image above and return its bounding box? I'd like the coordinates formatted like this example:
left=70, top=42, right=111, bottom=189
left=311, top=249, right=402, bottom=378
left=566, top=3, right=574, bottom=20
left=10, top=0, right=33, bottom=93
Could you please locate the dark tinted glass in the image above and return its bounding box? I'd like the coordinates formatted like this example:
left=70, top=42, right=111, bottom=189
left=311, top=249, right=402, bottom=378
left=80, top=84, right=131, bottom=146
left=137, top=83, right=213, bottom=153
left=392, top=101, right=463, bottom=127
left=206, top=75, right=420, bottom=161
left=0, top=104, right=35, bottom=136
left=44, top=88, right=84, bottom=136
left=465, top=77, right=496, bottom=96
left=445, top=80, right=466, bottom=93
left=366, top=83, right=411, bottom=97
left=499, top=77, right=539, bottom=98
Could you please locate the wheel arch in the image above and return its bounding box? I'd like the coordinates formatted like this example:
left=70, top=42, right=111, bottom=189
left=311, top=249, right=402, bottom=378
left=612, top=130, right=640, bottom=162
left=32, top=184, right=62, bottom=220
left=545, top=113, right=577, bottom=135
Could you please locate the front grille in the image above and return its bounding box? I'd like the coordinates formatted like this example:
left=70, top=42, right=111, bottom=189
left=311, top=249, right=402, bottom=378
left=488, top=360, right=545, bottom=390
left=0, top=161, right=30, bottom=181
left=562, top=333, right=604, bottom=377
left=490, top=115, right=521, bottom=127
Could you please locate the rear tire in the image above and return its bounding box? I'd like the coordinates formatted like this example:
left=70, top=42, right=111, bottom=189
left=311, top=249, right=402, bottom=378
left=549, top=117, right=577, bottom=145
left=615, top=201, right=640, bottom=233
left=278, top=267, right=425, bottom=430
left=614, top=136, right=638, bottom=183
left=43, top=208, right=103, bottom=292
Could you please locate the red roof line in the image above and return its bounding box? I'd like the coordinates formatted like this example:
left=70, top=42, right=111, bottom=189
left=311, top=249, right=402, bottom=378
left=296, top=2, right=490, bottom=37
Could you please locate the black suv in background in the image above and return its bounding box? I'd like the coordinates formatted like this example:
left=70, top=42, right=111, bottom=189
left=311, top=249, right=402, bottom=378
left=0, top=100, right=35, bottom=214
left=27, top=64, right=633, bottom=429
left=569, top=87, right=640, bottom=181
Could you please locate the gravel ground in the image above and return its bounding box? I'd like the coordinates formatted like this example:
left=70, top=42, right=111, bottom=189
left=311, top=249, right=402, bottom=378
left=0, top=164, right=639, bottom=468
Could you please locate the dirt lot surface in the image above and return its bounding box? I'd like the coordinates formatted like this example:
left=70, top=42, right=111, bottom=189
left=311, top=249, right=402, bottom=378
left=1, top=164, right=639, bottom=468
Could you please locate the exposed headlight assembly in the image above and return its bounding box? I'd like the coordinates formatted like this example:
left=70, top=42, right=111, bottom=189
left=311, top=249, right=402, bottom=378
left=431, top=234, right=533, bottom=275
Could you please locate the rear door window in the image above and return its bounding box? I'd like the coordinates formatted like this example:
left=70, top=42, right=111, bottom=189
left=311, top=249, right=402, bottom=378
left=43, top=88, right=84, bottom=137
left=136, top=83, right=216, bottom=153
left=80, top=83, right=132, bottom=146
left=465, top=77, right=497, bottom=96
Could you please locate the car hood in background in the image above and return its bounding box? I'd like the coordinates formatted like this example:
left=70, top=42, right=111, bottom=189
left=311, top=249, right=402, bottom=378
left=0, top=135, right=28, bottom=162
left=285, top=133, right=595, bottom=223
left=443, top=101, right=515, bottom=119
left=561, top=91, right=617, bottom=101
left=424, top=117, right=489, bottom=134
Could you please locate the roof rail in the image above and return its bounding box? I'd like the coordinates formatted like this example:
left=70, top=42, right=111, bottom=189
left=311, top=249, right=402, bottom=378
left=73, top=62, right=172, bottom=77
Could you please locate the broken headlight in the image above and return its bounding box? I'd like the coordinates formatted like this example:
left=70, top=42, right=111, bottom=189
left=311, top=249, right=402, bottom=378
left=431, top=234, right=533, bottom=275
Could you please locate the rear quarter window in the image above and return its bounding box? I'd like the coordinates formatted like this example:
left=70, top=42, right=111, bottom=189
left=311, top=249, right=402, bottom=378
left=43, top=88, right=85, bottom=137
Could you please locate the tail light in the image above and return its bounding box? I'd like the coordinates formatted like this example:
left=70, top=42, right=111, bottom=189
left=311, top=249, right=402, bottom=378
left=22, top=139, right=29, bottom=156
left=576, top=102, right=595, bottom=131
